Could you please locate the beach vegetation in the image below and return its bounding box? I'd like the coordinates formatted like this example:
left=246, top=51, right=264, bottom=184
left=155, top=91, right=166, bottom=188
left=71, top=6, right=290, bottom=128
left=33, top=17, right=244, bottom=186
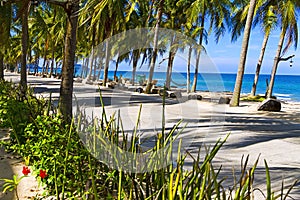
left=0, top=81, right=298, bottom=199
left=241, top=95, right=265, bottom=102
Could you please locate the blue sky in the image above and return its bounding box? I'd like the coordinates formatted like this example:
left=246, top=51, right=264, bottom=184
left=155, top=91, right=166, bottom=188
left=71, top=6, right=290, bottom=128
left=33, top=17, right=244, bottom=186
left=115, top=26, right=300, bottom=75
left=205, top=26, right=300, bottom=75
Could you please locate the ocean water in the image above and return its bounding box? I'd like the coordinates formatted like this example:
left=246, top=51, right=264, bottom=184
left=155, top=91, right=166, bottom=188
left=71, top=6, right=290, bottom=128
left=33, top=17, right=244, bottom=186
left=27, top=65, right=300, bottom=102
left=103, top=71, right=300, bottom=102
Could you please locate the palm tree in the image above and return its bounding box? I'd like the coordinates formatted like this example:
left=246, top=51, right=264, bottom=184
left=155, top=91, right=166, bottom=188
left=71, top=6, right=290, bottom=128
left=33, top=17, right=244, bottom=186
left=184, top=0, right=231, bottom=92
left=250, top=4, right=277, bottom=96
left=145, top=0, right=164, bottom=94
left=266, top=0, right=299, bottom=98
left=58, top=0, right=80, bottom=121
left=0, top=2, right=11, bottom=80
left=230, top=0, right=257, bottom=107
left=20, top=0, right=31, bottom=90
left=80, top=0, right=127, bottom=86
left=164, top=1, right=187, bottom=90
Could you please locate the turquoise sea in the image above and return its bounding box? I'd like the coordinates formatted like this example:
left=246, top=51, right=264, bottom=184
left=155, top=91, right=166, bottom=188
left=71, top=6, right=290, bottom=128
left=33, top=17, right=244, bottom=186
left=103, top=71, right=300, bottom=102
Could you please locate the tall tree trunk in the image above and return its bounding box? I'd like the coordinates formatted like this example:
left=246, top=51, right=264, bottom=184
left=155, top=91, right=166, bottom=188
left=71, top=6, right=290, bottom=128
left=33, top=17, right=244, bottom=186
left=266, top=28, right=286, bottom=98
left=191, top=13, right=205, bottom=93
left=132, top=50, right=139, bottom=86
left=20, top=0, right=30, bottom=90
left=250, top=32, right=269, bottom=96
left=145, top=0, right=164, bottom=94
left=49, top=44, right=55, bottom=77
left=59, top=0, right=79, bottom=122
left=81, top=58, right=88, bottom=78
left=88, top=46, right=95, bottom=80
left=229, top=0, right=256, bottom=107
left=165, top=51, right=176, bottom=90
left=191, top=49, right=201, bottom=92
left=103, top=39, right=110, bottom=87
left=114, top=56, right=120, bottom=82
left=166, top=35, right=177, bottom=90
left=187, top=46, right=192, bottom=93
left=0, top=53, right=4, bottom=80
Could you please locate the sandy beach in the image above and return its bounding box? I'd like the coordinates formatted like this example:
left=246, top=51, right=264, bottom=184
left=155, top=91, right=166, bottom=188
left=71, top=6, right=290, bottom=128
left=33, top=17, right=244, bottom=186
left=1, top=72, right=300, bottom=199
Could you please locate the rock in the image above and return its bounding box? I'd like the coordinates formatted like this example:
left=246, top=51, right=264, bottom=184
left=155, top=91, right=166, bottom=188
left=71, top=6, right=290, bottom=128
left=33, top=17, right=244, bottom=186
left=159, top=90, right=182, bottom=98
left=106, top=82, right=115, bottom=89
left=136, top=87, right=143, bottom=93
left=257, top=98, right=281, bottom=111
left=188, top=93, right=202, bottom=100
left=151, top=88, right=159, bottom=94
left=159, top=89, right=169, bottom=97
left=169, top=91, right=182, bottom=98
left=74, top=77, right=82, bottom=83
left=218, top=97, right=231, bottom=104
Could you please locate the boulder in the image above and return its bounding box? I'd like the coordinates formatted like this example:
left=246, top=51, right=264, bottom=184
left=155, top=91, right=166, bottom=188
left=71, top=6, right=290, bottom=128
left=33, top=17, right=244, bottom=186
left=257, top=98, right=281, bottom=112
left=159, top=90, right=182, bottom=98
left=218, top=97, right=231, bottom=104
left=136, top=87, right=143, bottom=93
left=169, top=91, right=182, bottom=98
left=188, top=93, right=202, bottom=100
left=159, top=89, right=168, bottom=97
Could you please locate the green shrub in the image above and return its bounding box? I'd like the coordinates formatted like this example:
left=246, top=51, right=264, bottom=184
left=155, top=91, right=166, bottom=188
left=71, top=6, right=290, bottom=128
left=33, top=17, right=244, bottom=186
left=0, top=81, right=47, bottom=144
left=241, top=95, right=266, bottom=102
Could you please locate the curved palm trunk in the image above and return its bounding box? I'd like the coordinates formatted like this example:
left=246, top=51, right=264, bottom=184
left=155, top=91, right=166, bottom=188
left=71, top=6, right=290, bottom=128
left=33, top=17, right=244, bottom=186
left=250, top=32, right=269, bottom=96
left=187, top=46, right=192, bottom=93
left=191, top=13, right=205, bottom=93
left=114, top=55, right=120, bottom=82
left=103, top=39, right=110, bottom=87
left=88, top=46, right=95, bottom=80
left=229, top=0, right=256, bottom=107
left=59, top=0, right=79, bottom=122
left=266, top=28, right=286, bottom=99
left=165, top=34, right=177, bottom=90
left=21, top=0, right=30, bottom=90
left=166, top=52, right=176, bottom=90
left=191, top=49, right=201, bottom=92
left=132, top=50, right=139, bottom=86
left=145, top=0, right=164, bottom=94
left=49, top=44, right=55, bottom=77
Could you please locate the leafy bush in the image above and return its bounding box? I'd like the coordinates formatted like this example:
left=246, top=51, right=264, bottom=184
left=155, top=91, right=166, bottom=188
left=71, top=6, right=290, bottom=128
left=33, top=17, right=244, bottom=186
left=0, top=81, right=47, bottom=144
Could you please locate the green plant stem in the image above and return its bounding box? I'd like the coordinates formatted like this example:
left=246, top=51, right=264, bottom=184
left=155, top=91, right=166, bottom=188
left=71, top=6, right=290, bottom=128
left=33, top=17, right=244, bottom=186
left=61, top=120, right=73, bottom=199
left=88, top=155, right=99, bottom=200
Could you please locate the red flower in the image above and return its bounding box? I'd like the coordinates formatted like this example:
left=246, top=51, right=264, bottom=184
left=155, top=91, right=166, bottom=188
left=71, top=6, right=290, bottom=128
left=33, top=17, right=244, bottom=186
left=22, top=166, right=30, bottom=176
left=39, top=169, right=47, bottom=179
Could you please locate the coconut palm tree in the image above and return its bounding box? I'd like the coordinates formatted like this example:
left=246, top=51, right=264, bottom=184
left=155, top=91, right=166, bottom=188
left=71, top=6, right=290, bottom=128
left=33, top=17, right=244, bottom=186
left=20, top=0, right=31, bottom=90
left=230, top=0, right=257, bottom=107
left=0, top=2, right=11, bottom=80
left=250, top=3, right=277, bottom=96
left=145, top=0, right=164, bottom=94
left=266, top=0, right=299, bottom=98
left=184, top=0, right=231, bottom=92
